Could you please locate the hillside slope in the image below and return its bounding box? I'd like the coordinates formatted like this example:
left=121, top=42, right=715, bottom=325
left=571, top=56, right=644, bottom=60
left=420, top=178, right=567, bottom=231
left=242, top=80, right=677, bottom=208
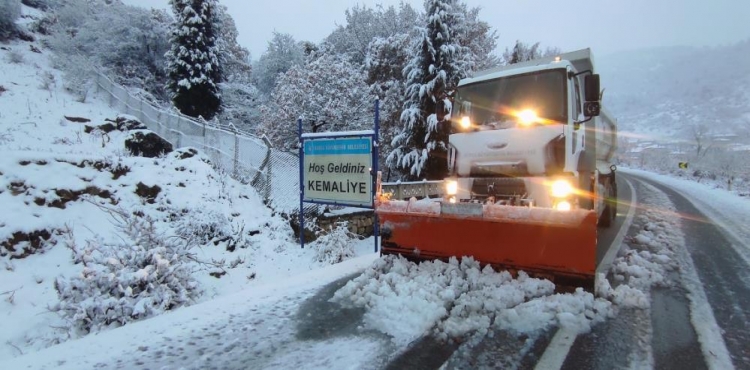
left=0, top=8, right=370, bottom=359
left=599, top=40, right=750, bottom=141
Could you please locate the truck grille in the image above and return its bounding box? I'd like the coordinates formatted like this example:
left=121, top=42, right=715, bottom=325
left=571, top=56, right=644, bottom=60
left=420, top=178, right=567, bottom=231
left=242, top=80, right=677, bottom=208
left=470, top=178, right=527, bottom=200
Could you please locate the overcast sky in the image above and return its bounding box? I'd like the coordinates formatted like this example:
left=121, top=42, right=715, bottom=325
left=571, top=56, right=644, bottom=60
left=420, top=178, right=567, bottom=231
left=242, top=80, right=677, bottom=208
left=123, top=0, right=750, bottom=60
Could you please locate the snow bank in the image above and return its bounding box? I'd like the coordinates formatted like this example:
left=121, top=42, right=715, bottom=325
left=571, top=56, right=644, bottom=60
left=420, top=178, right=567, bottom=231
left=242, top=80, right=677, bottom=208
left=608, top=181, right=680, bottom=292
left=0, top=254, right=380, bottom=370
left=332, top=256, right=615, bottom=345
left=333, top=175, right=708, bottom=346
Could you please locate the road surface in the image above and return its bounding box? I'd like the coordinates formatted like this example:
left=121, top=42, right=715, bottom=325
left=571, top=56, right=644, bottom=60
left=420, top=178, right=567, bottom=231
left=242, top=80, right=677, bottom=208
left=3, top=172, right=748, bottom=370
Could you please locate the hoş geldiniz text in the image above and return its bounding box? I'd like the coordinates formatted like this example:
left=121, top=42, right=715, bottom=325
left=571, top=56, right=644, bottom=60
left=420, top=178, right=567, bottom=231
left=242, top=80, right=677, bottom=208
left=308, top=162, right=367, bottom=175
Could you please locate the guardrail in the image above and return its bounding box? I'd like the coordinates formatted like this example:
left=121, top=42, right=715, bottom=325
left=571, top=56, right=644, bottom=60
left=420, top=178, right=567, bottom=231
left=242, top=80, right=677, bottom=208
left=381, top=180, right=444, bottom=200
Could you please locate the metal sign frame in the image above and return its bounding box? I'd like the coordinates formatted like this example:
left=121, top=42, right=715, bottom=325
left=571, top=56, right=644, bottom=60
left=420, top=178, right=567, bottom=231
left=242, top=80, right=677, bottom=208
left=298, top=101, right=380, bottom=253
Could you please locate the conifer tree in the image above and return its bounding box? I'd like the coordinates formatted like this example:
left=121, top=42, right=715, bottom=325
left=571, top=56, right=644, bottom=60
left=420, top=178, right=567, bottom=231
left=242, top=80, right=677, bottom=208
left=165, top=0, right=222, bottom=120
left=387, top=0, right=471, bottom=180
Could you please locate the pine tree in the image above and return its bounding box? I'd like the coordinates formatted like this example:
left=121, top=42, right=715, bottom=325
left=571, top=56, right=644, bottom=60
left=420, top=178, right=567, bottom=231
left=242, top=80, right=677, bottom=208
left=165, top=0, right=222, bottom=120
left=387, top=0, right=472, bottom=180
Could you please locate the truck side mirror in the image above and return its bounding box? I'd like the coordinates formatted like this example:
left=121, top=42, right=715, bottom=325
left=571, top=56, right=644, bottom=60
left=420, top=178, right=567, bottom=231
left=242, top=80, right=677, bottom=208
left=585, top=74, right=600, bottom=102
left=584, top=74, right=601, bottom=117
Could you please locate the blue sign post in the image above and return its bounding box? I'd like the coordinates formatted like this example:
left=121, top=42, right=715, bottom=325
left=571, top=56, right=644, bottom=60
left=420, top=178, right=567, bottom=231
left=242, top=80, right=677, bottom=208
left=298, top=101, right=380, bottom=253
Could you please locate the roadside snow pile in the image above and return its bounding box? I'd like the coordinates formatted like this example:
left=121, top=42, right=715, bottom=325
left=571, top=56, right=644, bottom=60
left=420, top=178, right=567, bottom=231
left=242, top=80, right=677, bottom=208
left=332, top=186, right=692, bottom=346
left=332, top=256, right=615, bottom=345
left=609, top=182, right=681, bottom=292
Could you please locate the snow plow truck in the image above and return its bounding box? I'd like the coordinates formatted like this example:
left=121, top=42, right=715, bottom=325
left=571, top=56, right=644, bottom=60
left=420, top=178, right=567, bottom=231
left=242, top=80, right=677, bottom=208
left=376, top=49, right=617, bottom=291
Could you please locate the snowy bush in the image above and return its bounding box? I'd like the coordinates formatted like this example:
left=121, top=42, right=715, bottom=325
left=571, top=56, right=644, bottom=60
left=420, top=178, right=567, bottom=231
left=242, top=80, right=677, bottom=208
left=174, top=207, right=232, bottom=245
left=5, top=49, right=24, bottom=64
left=0, top=0, right=22, bottom=39
left=53, top=210, right=201, bottom=335
left=312, top=222, right=356, bottom=264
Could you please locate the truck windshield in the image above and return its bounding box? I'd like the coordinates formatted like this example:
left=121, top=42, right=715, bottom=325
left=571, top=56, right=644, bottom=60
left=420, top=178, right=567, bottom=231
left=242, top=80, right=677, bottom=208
left=454, top=69, right=568, bottom=129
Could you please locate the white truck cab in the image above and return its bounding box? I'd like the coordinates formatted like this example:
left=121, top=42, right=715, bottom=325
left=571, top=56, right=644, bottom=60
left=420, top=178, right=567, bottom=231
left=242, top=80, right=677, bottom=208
left=445, top=48, right=618, bottom=225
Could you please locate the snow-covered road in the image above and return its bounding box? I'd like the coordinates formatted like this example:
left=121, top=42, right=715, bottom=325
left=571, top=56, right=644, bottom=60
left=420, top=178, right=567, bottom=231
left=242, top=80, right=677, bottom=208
left=3, top=170, right=749, bottom=370
left=0, top=255, right=389, bottom=370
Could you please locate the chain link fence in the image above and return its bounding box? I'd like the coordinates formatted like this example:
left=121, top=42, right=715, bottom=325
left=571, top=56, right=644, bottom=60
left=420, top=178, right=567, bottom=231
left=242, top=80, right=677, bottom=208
left=94, top=73, right=300, bottom=214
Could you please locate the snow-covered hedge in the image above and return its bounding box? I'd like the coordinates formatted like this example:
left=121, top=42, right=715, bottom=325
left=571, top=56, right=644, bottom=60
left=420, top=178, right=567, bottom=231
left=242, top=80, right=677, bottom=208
left=53, top=211, right=201, bottom=335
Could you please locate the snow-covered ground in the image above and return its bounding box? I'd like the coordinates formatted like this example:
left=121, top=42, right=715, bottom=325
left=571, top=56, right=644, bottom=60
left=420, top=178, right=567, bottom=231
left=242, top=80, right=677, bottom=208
left=3, top=5, right=750, bottom=369
left=623, top=168, right=750, bottom=266
left=0, top=255, right=381, bottom=370
left=0, top=27, right=372, bottom=360
left=7, top=166, right=747, bottom=369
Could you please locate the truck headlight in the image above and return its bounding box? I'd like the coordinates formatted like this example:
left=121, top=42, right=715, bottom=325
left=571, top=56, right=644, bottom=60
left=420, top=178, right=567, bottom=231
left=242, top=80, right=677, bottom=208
left=445, top=180, right=458, bottom=195
left=551, top=179, right=574, bottom=198
left=555, top=200, right=572, bottom=211
left=459, top=116, right=471, bottom=129
left=517, top=109, right=538, bottom=126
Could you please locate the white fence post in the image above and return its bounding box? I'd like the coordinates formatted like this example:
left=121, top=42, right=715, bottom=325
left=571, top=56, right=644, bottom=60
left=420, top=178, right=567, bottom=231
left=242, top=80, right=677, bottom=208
left=202, top=118, right=207, bottom=150
left=231, top=123, right=239, bottom=179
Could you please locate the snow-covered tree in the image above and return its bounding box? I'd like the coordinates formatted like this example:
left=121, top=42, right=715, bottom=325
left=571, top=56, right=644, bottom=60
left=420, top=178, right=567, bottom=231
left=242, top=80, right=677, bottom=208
left=503, top=40, right=561, bottom=64
left=211, top=4, right=257, bottom=129
left=213, top=3, right=250, bottom=84
left=165, top=0, right=223, bottom=120
left=252, top=32, right=304, bottom=94
left=387, top=0, right=472, bottom=180
left=48, top=1, right=172, bottom=100
left=365, top=33, right=411, bottom=174
left=259, top=47, right=372, bottom=150
left=691, top=123, right=712, bottom=159
left=217, top=82, right=261, bottom=131
left=0, top=0, right=21, bottom=39
left=454, top=4, right=500, bottom=71
left=326, top=3, right=419, bottom=65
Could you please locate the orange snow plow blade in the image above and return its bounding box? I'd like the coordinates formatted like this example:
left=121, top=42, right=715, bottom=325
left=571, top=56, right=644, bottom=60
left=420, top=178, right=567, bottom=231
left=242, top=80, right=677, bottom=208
left=376, top=199, right=598, bottom=291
